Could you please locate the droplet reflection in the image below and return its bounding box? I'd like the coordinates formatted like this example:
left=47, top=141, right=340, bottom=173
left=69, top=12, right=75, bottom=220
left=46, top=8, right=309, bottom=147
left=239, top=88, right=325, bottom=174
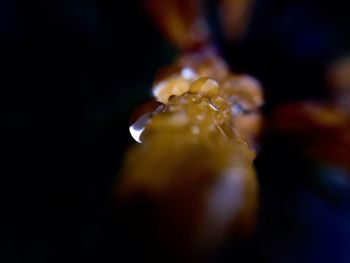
left=129, top=101, right=166, bottom=143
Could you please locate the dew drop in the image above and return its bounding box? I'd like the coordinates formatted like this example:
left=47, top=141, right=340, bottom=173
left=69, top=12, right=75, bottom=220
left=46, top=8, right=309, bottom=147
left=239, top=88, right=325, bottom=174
left=209, top=96, right=226, bottom=111
left=129, top=101, right=166, bottom=143
left=129, top=114, right=151, bottom=143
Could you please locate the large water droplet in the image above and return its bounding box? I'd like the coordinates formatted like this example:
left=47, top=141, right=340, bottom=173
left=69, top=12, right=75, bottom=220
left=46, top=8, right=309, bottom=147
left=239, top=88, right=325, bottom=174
left=129, top=101, right=166, bottom=143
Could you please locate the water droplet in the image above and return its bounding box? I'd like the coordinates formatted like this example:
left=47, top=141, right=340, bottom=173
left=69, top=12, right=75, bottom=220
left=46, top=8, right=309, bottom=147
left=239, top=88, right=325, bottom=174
left=209, top=96, right=226, bottom=111
left=129, top=101, right=166, bottom=143
left=129, top=114, right=151, bottom=143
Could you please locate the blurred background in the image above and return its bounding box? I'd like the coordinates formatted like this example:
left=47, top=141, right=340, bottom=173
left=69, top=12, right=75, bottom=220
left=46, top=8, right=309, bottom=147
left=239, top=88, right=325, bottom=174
left=2, top=0, right=350, bottom=262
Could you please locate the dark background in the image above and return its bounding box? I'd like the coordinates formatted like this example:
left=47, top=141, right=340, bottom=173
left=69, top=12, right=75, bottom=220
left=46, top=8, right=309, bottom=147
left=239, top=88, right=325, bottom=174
left=2, top=0, right=350, bottom=262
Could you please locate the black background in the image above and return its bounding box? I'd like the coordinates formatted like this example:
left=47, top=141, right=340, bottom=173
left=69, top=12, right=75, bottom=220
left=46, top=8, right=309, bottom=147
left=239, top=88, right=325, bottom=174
left=2, top=0, right=350, bottom=262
